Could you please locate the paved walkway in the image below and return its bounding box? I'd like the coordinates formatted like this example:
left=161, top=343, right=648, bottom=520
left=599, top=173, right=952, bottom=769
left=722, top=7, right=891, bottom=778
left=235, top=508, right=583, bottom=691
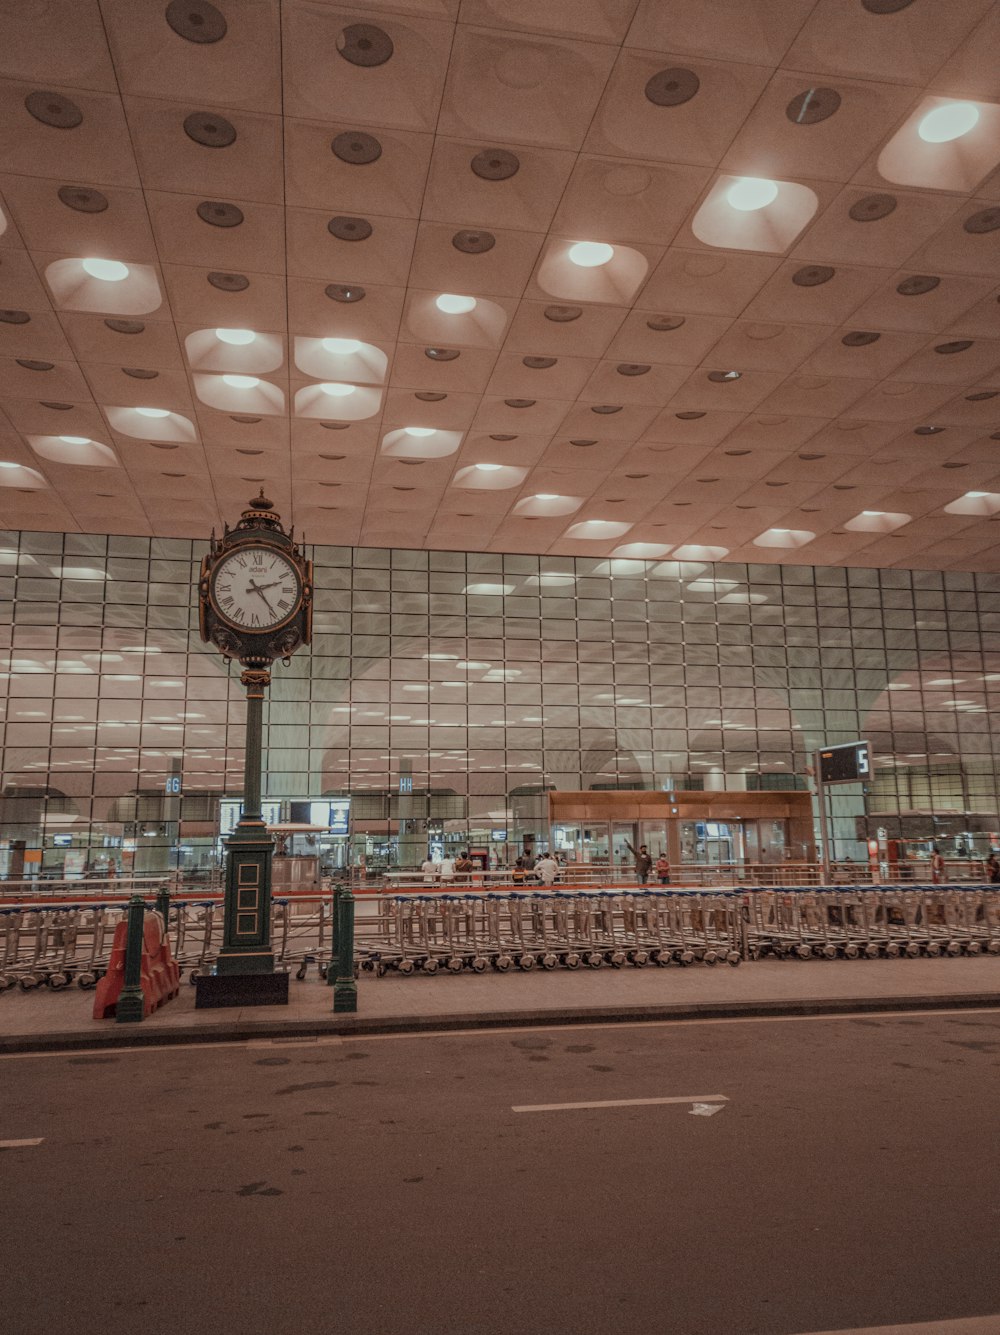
left=1, top=954, right=998, bottom=1051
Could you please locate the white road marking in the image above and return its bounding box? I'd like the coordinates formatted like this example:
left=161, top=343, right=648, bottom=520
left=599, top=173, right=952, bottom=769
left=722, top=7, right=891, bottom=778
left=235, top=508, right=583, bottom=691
left=793, top=1318, right=1000, bottom=1335
left=0, top=1138, right=43, bottom=1148
left=512, top=1094, right=728, bottom=1113
left=690, top=1102, right=724, bottom=1116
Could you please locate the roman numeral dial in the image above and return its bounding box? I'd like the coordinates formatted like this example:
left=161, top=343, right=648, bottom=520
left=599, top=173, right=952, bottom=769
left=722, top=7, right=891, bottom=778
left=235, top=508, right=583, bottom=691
left=209, top=546, right=302, bottom=632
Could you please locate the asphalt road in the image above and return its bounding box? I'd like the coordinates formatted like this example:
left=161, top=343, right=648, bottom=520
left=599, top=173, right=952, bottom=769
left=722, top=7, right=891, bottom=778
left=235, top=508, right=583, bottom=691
left=2, top=1011, right=999, bottom=1335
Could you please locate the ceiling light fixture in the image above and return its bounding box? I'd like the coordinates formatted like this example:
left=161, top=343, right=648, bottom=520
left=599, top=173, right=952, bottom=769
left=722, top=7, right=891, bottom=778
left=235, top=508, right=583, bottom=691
left=475, top=463, right=502, bottom=471
left=81, top=258, right=129, bottom=282
left=567, top=241, right=614, bottom=267
left=318, top=382, right=355, bottom=397
left=135, top=407, right=170, bottom=418
left=918, top=102, right=980, bottom=143
left=435, top=294, right=477, bottom=314
left=59, top=435, right=91, bottom=445
left=322, top=337, right=362, bottom=354
left=403, top=427, right=435, bottom=437
left=535, top=493, right=557, bottom=500
left=725, top=177, right=779, bottom=211
left=214, top=328, right=256, bottom=345
left=222, top=374, right=260, bottom=389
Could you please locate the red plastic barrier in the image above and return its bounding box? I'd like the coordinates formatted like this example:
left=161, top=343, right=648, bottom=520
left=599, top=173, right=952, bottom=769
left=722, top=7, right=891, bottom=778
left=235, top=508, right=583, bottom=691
left=93, top=911, right=180, bottom=1020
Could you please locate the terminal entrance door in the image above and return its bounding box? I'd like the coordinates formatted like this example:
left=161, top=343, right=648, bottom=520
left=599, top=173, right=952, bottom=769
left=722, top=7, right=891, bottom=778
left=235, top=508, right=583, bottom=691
left=611, top=822, right=636, bottom=876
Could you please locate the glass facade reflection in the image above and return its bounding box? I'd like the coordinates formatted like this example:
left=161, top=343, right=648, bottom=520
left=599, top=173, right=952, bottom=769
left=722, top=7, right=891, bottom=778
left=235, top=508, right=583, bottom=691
left=2, top=528, right=999, bottom=875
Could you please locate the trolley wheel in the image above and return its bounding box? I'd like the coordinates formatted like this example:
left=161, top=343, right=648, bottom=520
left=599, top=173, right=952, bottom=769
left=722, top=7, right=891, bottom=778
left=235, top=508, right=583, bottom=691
left=965, top=940, right=982, bottom=956
left=924, top=941, right=942, bottom=958
left=397, top=959, right=415, bottom=976
left=904, top=942, right=921, bottom=958
left=422, top=958, right=439, bottom=975
left=189, top=970, right=200, bottom=984
left=517, top=953, right=535, bottom=971
left=585, top=951, right=603, bottom=969
left=702, top=950, right=719, bottom=967
left=945, top=940, right=962, bottom=956
left=446, top=956, right=464, bottom=974
left=563, top=952, right=581, bottom=970
left=360, top=959, right=375, bottom=972
left=295, top=964, right=307, bottom=981
left=650, top=949, right=668, bottom=966
left=47, top=973, right=69, bottom=990
left=675, top=950, right=695, bottom=966
left=819, top=944, right=838, bottom=960
left=19, top=976, right=40, bottom=991
left=987, top=941, right=1000, bottom=955
left=375, top=963, right=387, bottom=978
left=863, top=943, right=881, bottom=959
left=794, top=945, right=812, bottom=960
left=470, top=957, right=488, bottom=973
left=494, top=954, right=513, bottom=972
left=726, top=951, right=741, bottom=967
left=629, top=950, right=649, bottom=968
left=842, top=944, right=860, bottom=960
left=540, top=953, right=559, bottom=971
left=76, top=971, right=97, bottom=989
left=608, top=951, right=625, bottom=969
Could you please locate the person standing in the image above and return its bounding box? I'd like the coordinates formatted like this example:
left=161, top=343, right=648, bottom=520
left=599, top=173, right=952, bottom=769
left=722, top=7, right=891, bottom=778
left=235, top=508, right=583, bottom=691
left=454, top=850, right=473, bottom=879
left=655, top=852, right=671, bottom=886
left=535, top=853, right=559, bottom=886
left=624, top=838, right=652, bottom=886
left=438, top=851, right=456, bottom=884
left=930, top=844, right=944, bottom=884
left=986, top=851, right=1000, bottom=883
left=421, top=854, right=438, bottom=886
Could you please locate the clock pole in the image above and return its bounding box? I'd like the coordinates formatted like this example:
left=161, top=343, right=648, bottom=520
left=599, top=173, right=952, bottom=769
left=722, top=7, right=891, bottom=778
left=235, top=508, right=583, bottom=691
left=214, top=667, right=276, bottom=976
left=195, top=491, right=313, bottom=1008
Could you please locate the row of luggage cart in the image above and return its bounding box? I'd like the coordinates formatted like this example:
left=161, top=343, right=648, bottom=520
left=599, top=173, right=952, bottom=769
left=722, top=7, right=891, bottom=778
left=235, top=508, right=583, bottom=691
left=743, top=884, right=1000, bottom=960
left=3, top=884, right=999, bottom=992
left=356, top=890, right=743, bottom=975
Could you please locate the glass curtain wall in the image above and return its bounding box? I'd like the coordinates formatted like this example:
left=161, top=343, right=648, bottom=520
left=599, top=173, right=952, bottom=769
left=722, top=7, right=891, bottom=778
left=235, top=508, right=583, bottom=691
left=1, top=529, right=999, bottom=875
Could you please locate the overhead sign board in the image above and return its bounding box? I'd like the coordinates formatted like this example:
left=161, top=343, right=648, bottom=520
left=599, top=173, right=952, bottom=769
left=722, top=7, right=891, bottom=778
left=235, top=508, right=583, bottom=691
left=818, top=741, right=872, bottom=784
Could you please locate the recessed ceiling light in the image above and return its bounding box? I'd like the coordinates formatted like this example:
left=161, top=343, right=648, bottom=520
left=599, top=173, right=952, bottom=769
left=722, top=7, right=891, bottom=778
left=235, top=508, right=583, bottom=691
left=404, top=427, right=435, bottom=437
left=475, top=463, right=502, bottom=471
left=726, top=177, right=778, bottom=211
left=567, top=241, right=614, bottom=267
left=215, top=328, right=256, bottom=345
left=135, top=407, right=170, bottom=418
left=81, top=258, right=129, bottom=282
left=436, top=294, right=477, bottom=314
left=222, top=374, right=260, bottom=389
left=535, top=493, right=557, bottom=500
left=0, top=462, right=22, bottom=470
left=918, top=102, right=980, bottom=143
left=322, top=337, right=361, bottom=354
left=59, top=436, right=91, bottom=445
left=319, top=382, right=355, bottom=397
left=708, top=369, right=741, bottom=382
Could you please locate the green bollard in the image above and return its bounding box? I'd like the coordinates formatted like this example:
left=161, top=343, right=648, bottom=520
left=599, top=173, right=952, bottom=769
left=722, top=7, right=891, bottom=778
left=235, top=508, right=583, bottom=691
left=333, top=884, right=357, bottom=1013
left=116, top=894, right=147, bottom=1024
left=325, top=882, right=342, bottom=986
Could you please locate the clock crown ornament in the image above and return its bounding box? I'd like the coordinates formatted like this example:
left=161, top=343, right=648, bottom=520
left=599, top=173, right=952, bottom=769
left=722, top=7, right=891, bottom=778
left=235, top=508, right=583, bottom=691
left=199, top=490, right=313, bottom=673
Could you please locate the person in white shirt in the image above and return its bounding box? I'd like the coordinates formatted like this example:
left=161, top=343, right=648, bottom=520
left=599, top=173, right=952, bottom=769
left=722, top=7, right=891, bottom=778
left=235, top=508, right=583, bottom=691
left=421, top=856, right=438, bottom=886
left=535, top=854, right=559, bottom=885
left=438, top=854, right=456, bottom=883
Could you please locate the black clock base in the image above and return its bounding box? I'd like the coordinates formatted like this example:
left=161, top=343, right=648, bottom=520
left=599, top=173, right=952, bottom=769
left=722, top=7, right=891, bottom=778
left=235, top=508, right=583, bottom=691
left=195, top=970, right=290, bottom=1009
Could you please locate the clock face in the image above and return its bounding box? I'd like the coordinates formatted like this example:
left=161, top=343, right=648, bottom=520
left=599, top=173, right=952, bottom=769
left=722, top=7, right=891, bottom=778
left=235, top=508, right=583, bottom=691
left=210, top=546, right=301, bottom=632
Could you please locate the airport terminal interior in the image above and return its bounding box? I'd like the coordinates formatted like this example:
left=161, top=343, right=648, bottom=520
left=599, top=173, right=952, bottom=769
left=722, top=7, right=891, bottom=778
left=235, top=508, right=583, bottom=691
left=3, top=0, right=1000, bottom=880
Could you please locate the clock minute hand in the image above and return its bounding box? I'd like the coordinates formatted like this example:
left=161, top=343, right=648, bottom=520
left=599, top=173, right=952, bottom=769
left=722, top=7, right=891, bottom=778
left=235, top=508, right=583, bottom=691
left=246, top=581, right=277, bottom=617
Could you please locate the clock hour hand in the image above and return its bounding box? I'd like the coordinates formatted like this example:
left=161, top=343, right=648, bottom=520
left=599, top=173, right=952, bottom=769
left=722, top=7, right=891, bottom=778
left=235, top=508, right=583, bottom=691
left=247, top=579, right=284, bottom=593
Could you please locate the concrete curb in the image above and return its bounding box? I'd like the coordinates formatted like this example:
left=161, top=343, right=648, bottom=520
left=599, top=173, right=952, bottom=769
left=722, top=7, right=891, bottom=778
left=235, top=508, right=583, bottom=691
left=2, top=990, right=999, bottom=1054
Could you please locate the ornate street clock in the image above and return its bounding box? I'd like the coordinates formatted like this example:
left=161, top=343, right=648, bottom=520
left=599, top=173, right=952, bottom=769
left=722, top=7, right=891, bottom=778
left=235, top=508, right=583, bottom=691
left=196, top=491, right=312, bottom=1004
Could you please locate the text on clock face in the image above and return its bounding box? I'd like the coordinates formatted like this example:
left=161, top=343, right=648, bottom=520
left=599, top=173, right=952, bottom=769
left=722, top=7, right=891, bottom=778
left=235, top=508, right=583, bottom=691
left=213, top=550, right=299, bottom=628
